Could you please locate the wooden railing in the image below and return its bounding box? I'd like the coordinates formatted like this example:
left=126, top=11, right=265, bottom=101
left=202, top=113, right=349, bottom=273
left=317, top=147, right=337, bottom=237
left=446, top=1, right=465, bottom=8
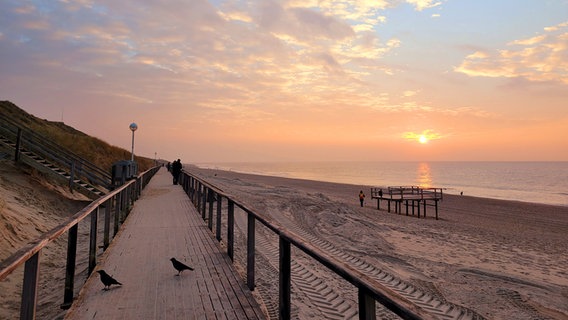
left=179, top=171, right=436, bottom=320
left=0, top=166, right=160, bottom=320
left=0, top=113, right=112, bottom=192
left=370, top=186, right=443, bottom=219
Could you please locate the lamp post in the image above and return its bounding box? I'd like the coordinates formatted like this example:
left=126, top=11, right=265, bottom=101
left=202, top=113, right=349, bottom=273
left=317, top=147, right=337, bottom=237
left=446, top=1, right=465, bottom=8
left=129, top=123, right=138, bottom=162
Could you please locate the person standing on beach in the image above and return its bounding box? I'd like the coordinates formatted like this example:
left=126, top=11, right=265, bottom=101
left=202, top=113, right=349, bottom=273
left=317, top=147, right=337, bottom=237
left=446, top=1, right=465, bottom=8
left=359, top=190, right=365, bottom=207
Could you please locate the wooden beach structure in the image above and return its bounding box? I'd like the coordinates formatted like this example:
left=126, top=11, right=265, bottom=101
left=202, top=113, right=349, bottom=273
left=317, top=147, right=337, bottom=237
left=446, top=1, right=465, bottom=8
left=370, top=186, right=443, bottom=220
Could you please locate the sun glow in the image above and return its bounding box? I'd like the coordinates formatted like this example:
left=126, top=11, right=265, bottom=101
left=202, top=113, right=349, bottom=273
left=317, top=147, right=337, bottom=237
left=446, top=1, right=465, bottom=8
left=403, top=130, right=441, bottom=144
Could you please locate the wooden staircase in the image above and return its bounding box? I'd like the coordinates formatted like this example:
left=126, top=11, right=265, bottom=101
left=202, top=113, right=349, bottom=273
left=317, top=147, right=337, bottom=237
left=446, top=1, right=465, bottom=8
left=0, top=117, right=111, bottom=199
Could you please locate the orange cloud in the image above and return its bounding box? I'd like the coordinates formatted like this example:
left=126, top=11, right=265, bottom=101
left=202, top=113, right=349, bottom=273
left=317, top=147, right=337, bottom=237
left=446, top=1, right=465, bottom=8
left=455, top=21, right=568, bottom=84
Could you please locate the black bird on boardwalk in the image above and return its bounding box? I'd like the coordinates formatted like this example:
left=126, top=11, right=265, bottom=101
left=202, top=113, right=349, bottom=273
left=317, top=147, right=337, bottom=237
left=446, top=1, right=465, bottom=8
left=170, top=257, right=194, bottom=276
left=96, top=270, right=122, bottom=290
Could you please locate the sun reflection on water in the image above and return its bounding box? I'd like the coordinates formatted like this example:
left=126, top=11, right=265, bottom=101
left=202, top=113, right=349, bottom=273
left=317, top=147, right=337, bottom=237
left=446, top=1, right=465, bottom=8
left=417, top=162, right=433, bottom=188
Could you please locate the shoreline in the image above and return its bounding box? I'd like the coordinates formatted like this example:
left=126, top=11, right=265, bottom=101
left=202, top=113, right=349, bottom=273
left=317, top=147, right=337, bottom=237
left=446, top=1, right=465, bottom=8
left=189, top=166, right=568, bottom=319
left=189, top=164, right=568, bottom=208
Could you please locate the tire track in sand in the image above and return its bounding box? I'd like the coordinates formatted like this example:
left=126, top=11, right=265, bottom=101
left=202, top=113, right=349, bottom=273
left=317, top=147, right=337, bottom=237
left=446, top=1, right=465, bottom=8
left=273, top=213, right=484, bottom=320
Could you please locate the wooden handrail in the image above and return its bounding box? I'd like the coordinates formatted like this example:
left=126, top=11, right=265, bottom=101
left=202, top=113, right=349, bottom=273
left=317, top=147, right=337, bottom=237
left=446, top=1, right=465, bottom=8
left=0, top=166, right=160, bottom=319
left=180, top=171, right=437, bottom=320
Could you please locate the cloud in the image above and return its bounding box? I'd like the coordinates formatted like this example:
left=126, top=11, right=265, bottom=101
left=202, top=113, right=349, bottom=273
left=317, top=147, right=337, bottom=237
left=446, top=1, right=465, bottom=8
left=406, top=0, right=442, bottom=11
left=455, top=21, right=568, bottom=85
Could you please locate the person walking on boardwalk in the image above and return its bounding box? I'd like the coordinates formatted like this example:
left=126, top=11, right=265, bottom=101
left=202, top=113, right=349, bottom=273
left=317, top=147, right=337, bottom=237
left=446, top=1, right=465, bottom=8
left=359, top=190, right=365, bottom=207
left=172, top=159, right=182, bottom=185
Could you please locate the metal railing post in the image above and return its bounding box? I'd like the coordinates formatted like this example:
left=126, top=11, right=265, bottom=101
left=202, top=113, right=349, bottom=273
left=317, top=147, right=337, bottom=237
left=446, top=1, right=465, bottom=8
left=279, top=236, right=291, bottom=320
left=201, top=186, right=207, bottom=220
left=20, top=252, right=40, bottom=320
left=114, top=194, right=120, bottom=235
left=208, top=189, right=214, bottom=230
left=358, top=288, right=377, bottom=320
left=62, top=224, right=78, bottom=309
left=104, top=198, right=111, bottom=249
left=246, top=211, right=255, bottom=290
left=216, top=195, right=222, bottom=241
left=196, top=182, right=202, bottom=211
left=88, top=207, right=98, bottom=275
left=227, top=200, right=235, bottom=261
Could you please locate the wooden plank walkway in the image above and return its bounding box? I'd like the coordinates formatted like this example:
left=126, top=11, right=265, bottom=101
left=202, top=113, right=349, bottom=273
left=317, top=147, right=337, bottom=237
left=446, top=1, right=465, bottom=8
left=64, top=168, right=266, bottom=320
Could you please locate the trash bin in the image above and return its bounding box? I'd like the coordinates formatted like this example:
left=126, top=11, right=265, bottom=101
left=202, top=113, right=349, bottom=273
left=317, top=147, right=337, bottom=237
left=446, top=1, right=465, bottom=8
left=112, top=160, right=138, bottom=186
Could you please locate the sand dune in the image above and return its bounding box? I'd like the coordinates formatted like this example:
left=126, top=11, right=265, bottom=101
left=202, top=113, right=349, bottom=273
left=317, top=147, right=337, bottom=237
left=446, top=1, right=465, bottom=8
left=0, top=160, right=89, bottom=320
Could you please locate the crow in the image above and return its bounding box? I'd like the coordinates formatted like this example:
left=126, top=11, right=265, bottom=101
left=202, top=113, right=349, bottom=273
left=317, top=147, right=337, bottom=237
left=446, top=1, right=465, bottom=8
left=96, top=270, right=122, bottom=290
left=170, top=257, right=194, bottom=276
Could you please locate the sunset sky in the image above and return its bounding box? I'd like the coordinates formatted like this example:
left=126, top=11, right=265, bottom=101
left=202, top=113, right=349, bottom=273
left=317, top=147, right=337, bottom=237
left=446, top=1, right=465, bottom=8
left=1, top=0, right=567, bottom=163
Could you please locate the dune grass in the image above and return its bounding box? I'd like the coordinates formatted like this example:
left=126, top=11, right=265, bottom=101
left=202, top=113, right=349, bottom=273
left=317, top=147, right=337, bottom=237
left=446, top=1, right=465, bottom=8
left=0, top=101, right=154, bottom=172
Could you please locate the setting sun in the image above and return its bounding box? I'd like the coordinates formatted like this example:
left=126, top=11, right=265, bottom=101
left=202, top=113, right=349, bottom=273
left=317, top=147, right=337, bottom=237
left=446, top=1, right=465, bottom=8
left=403, top=130, right=440, bottom=144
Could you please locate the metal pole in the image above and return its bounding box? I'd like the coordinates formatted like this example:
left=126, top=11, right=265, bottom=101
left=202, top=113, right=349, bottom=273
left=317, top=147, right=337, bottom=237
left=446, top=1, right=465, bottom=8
left=131, top=130, right=135, bottom=162
left=129, top=123, right=137, bottom=162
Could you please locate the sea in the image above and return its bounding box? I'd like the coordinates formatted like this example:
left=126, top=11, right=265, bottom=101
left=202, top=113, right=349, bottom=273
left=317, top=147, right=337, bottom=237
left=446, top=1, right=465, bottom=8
left=195, top=161, right=568, bottom=207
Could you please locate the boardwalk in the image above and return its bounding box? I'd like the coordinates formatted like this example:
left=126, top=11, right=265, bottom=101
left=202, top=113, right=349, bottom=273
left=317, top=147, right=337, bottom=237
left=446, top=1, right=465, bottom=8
left=64, top=168, right=266, bottom=320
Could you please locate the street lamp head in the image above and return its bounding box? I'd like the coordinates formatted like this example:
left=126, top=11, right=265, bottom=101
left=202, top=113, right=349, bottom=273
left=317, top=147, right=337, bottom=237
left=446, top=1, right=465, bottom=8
left=129, top=123, right=138, bottom=132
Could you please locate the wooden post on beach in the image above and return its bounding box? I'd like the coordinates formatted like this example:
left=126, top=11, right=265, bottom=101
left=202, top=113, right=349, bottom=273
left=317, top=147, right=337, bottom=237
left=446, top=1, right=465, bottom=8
left=435, top=200, right=439, bottom=220
left=246, top=211, right=256, bottom=291
left=279, top=237, right=291, bottom=320
left=417, top=201, right=420, bottom=218
left=227, top=200, right=235, bottom=261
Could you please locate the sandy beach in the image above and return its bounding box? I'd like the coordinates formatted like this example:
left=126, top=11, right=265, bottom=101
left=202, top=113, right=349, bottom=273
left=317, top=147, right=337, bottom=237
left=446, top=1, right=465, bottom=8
left=1, top=161, right=567, bottom=319
left=0, top=160, right=90, bottom=320
left=188, top=166, right=568, bottom=320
